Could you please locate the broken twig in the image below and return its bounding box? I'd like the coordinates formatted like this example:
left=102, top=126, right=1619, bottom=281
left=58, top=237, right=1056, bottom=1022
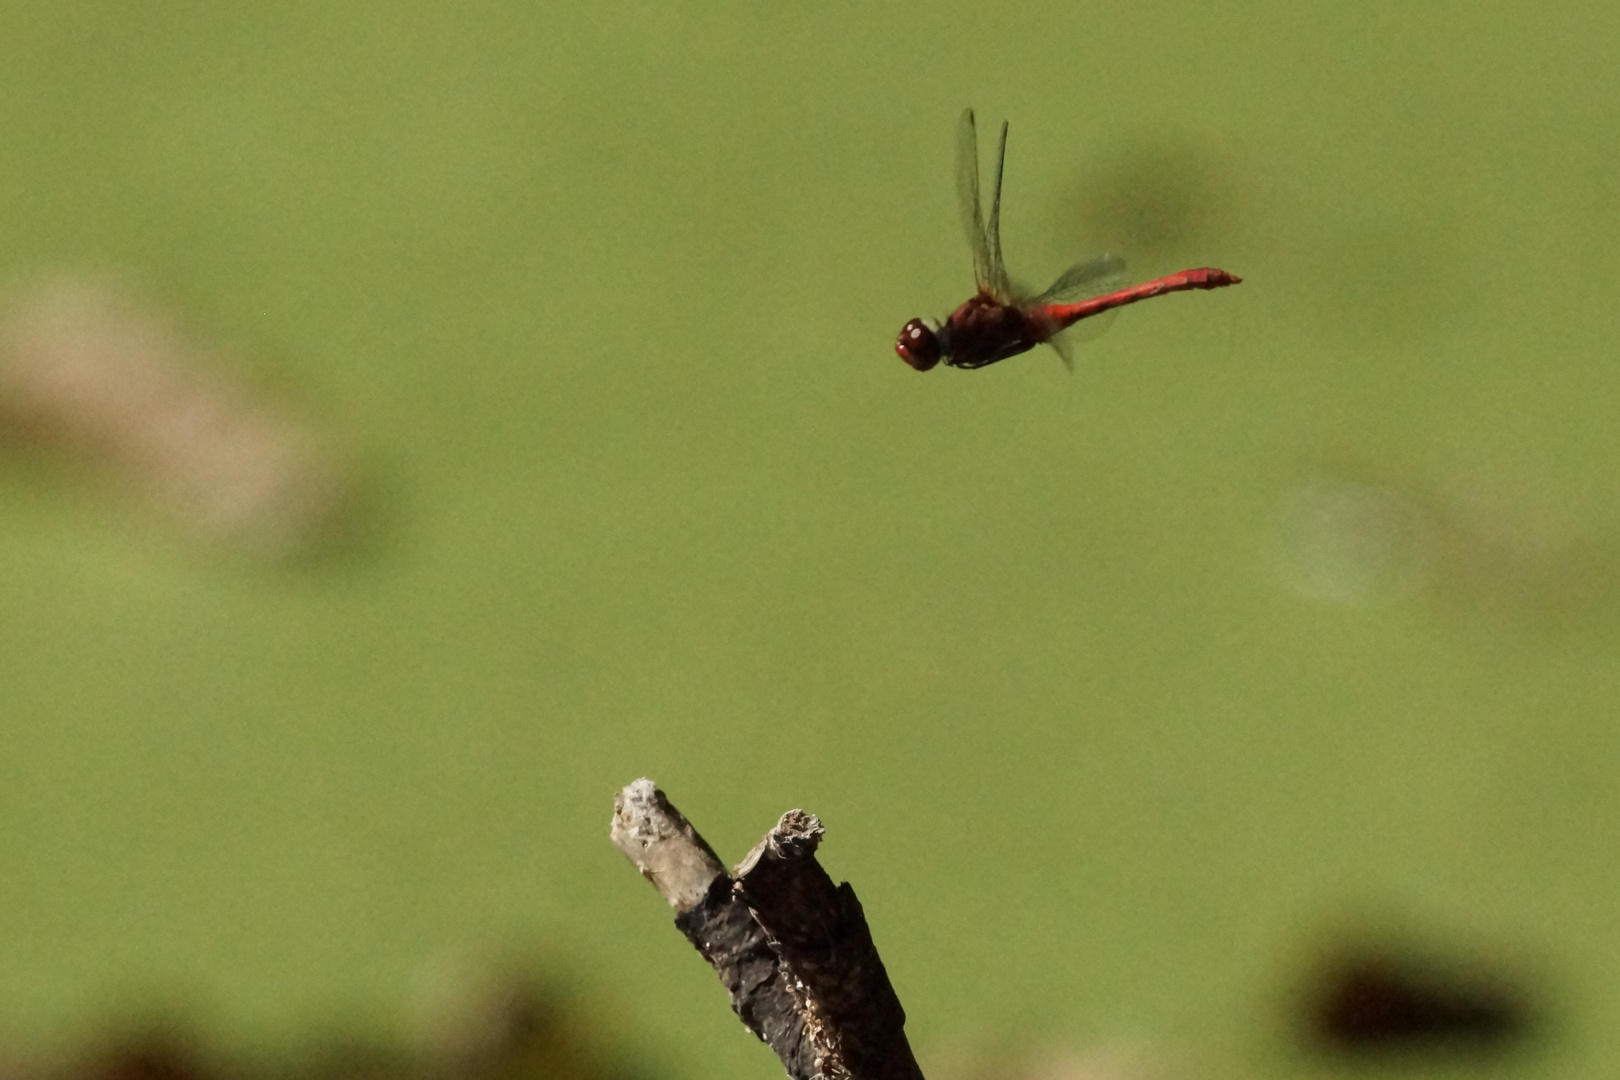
left=611, top=778, right=923, bottom=1080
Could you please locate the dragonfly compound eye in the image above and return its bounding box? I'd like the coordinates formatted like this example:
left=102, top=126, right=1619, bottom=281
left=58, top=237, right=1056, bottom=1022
left=895, top=318, right=942, bottom=371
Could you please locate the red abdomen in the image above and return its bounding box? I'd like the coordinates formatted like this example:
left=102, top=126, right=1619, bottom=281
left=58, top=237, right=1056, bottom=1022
left=1043, top=267, right=1242, bottom=330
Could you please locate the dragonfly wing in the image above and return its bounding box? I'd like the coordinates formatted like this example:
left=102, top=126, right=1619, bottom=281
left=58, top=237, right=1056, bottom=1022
left=1045, top=334, right=1076, bottom=373
left=984, top=118, right=1014, bottom=300
left=1041, top=253, right=1130, bottom=346
left=1034, top=252, right=1128, bottom=304
left=956, top=108, right=1015, bottom=302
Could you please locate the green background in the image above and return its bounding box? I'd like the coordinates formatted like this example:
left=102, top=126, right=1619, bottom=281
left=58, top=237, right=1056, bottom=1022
left=2, top=2, right=1618, bottom=1078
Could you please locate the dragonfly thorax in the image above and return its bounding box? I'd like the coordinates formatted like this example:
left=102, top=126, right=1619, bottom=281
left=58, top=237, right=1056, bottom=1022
left=939, top=293, right=1044, bottom=369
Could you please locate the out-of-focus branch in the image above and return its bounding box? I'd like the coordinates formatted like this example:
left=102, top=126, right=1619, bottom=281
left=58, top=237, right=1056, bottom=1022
left=0, top=276, right=358, bottom=560
left=611, top=779, right=924, bottom=1080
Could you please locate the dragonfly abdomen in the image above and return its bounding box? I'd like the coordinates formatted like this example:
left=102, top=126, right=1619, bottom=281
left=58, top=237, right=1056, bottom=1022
left=1044, top=267, right=1242, bottom=331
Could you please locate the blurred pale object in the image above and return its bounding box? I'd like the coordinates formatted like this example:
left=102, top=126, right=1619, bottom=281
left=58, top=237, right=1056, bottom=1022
left=1276, top=463, right=1620, bottom=627
left=1275, top=476, right=1434, bottom=604
left=0, top=277, right=354, bottom=559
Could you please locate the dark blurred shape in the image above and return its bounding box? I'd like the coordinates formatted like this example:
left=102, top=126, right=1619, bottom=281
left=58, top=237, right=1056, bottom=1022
left=415, top=971, right=624, bottom=1080
left=52, top=1032, right=221, bottom=1080
left=1051, top=132, right=1238, bottom=267
left=11, top=971, right=653, bottom=1080
left=1307, top=950, right=1534, bottom=1054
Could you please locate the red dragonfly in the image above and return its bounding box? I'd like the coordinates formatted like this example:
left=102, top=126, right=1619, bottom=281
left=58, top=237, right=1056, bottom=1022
left=896, top=109, right=1242, bottom=371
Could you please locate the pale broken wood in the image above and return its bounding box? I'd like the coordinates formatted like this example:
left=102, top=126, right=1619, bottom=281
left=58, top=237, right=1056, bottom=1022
left=611, top=778, right=924, bottom=1080
left=611, top=777, right=727, bottom=911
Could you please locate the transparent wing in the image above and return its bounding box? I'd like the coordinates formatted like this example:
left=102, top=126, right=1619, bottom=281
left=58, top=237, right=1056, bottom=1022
left=1045, top=334, right=1076, bottom=373
left=1034, top=252, right=1128, bottom=304
left=1040, top=252, right=1130, bottom=345
left=985, top=118, right=1011, bottom=300
left=957, top=108, right=1015, bottom=302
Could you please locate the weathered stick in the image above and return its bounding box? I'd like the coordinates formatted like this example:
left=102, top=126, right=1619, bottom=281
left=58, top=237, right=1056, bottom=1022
left=611, top=779, right=924, bottom=1080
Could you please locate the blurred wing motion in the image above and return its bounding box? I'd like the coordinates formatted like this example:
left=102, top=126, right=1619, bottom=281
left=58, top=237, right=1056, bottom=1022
left=1035, top=252, right=1128, bottom=304
left=957, top=108, right=1014, bottom=302
left=1040, top=252, right=1131, bottom=368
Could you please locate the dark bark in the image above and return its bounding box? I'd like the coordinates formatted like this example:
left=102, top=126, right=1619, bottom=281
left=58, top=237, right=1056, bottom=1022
left=675, top=873, right=817, bottom=1077
left=611, top=781, right=924, bottom=1080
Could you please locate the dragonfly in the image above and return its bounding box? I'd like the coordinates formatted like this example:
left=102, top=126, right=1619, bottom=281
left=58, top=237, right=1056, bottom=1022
left=895, top=109, right=1242, bottom=372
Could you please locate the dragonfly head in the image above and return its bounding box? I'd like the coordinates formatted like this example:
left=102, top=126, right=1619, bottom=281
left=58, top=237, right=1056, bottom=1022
left=895, top=318, right=943, bottom=371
